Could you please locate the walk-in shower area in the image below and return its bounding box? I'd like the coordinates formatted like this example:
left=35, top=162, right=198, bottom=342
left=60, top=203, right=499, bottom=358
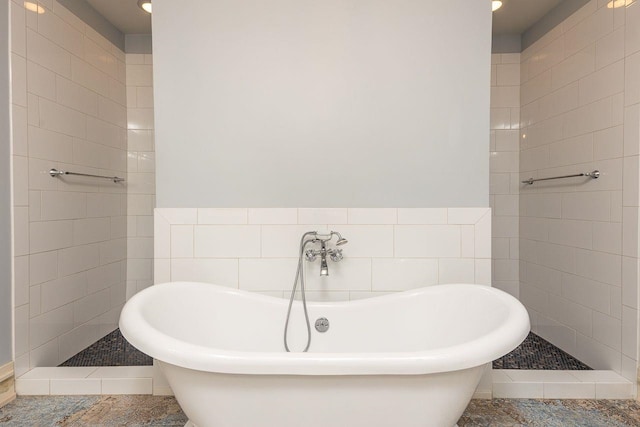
left=486, top=0, right=639, bottom=397
left=9, top=0, right=156, bottom=378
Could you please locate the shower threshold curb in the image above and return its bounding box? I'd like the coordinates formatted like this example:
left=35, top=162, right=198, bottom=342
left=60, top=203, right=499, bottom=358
left=13, top=366, right=636, bottom=399
left=14, top=366, right=158, bottom=396
left=493, top=369, right=635, bottom=399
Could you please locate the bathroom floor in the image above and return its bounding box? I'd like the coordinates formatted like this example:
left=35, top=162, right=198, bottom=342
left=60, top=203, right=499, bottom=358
left=0, top=396, right=186, bottom=426
left=62, top=330, right=591, bottom=371
left=493, top=332, right=591, bottom=370
left=59, top=329, right=152, bottom=367
left=1, top=396, right=640, bottom=426
left=459, top=399, right=640, bottom=426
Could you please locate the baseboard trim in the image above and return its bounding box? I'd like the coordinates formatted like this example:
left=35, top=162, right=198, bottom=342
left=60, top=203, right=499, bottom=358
left=0, top=362, right=16, bottom=408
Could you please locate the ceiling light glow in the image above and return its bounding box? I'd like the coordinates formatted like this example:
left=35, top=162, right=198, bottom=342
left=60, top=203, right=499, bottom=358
left=24, top=1, right=45, bottom=14
left=492, top=1, right=503, bottom=12
left=607, top=0, right=634, bottom=7
left=137, top=0, right=152, bottom=13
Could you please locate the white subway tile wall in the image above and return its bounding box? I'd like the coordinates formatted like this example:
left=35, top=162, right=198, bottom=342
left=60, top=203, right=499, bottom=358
left=154, top=208, right=491, bottom=299
left=490, top=53, right=521, bottom=299
left=10, top=0, right=128, bottom=375
left=125, top=53, right=155, bottom=299
left=519, top=0, right=639, bottom=381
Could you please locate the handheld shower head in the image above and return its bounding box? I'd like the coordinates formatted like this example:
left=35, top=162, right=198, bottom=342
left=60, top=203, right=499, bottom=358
left=332, top=231, right=348, bottom=246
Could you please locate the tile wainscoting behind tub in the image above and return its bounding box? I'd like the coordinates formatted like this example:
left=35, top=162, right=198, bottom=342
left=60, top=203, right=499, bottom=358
left=153, top=208, right=491, bottom=298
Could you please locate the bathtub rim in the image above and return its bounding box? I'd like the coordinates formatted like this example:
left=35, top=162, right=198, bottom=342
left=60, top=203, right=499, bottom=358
left=119, top=282, right=530, bottom=376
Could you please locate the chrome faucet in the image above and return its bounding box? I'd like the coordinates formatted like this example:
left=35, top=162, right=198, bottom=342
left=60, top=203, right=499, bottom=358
left=304, top=231, right=348, bottom=276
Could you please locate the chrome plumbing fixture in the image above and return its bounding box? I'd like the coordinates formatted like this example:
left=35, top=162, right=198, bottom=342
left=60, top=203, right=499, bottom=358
left=315, top=317, right=330, bottom=333
left=283, top=231, right=348, bottom=353
left=49, top=168, right=125, bottom=183
left=521, top=170, right=599, bottom=185
left=304, top=231, right=348, bottom=276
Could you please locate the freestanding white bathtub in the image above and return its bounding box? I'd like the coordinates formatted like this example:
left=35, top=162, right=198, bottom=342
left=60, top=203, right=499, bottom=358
left=120, top=282, right=529, bottom=427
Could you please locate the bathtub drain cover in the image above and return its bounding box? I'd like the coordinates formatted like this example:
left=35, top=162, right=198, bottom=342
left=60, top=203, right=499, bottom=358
left=315, top=317, right=330, bottom=333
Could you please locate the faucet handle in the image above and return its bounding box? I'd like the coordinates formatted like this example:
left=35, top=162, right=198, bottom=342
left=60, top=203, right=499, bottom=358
left=305, top=249, right=317, bottom=262
left=330, top=249, right=343, bottom=262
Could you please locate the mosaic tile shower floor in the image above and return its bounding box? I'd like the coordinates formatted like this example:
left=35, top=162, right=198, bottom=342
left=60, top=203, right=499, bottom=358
left=60, top=329, right=591, bottom=371
left=494, top=332, right=592, bottom=370
left=2, top=396, right=640, bottom=426
left=59, top=329, right=152, bottom=367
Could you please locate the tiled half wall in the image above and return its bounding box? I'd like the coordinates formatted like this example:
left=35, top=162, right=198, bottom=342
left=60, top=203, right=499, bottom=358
left=125, top=53, right=155, bottom=299
left=154, top=208, right=491, bottom=298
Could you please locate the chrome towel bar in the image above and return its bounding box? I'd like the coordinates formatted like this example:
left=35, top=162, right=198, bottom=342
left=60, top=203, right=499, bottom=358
left=49, top=168, right=125, bottom=183
left=521, top=170, right=599, bottom=185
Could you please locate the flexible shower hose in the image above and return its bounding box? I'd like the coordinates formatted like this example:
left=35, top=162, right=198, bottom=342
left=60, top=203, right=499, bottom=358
left=283, top=232, right=316, bottom=352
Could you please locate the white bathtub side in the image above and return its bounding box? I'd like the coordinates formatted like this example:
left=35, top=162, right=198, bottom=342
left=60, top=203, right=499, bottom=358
left=120, top=282, right=530, bottom=375
left=160, top=361, right=484, bottom=427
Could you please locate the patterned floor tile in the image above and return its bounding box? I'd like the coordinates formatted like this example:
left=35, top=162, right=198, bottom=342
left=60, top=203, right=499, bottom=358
left=459, top=399, right=640, bottom=427
left=3, top=396, right=640, bottom=426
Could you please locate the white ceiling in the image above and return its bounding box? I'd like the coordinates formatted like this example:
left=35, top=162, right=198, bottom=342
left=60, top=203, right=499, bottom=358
left=492, top=0, right=565, bottom=35
left=84, top=0, right=563, bottom=37
left=86, top=0, right=151, bottom=34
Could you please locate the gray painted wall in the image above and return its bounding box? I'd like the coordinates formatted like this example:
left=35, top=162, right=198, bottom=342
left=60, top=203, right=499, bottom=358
left=491, top=0, right=591, bottom=53
left=492, top=34, right=522, bottom=53
left=57, top=0, right=125, bottom=50
left=125, top=34, right=152, bottom=54
left=522, top=0, right=590, bottom=50
left=153, top=0, right=492, bottom=208
left=0, top=0, right=13, bottom=365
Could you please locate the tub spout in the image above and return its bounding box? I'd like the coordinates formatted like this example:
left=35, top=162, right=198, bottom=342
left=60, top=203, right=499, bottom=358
left=320, top=257, right=329, bottom=276
left=320, top=240, right=329, bottom=276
